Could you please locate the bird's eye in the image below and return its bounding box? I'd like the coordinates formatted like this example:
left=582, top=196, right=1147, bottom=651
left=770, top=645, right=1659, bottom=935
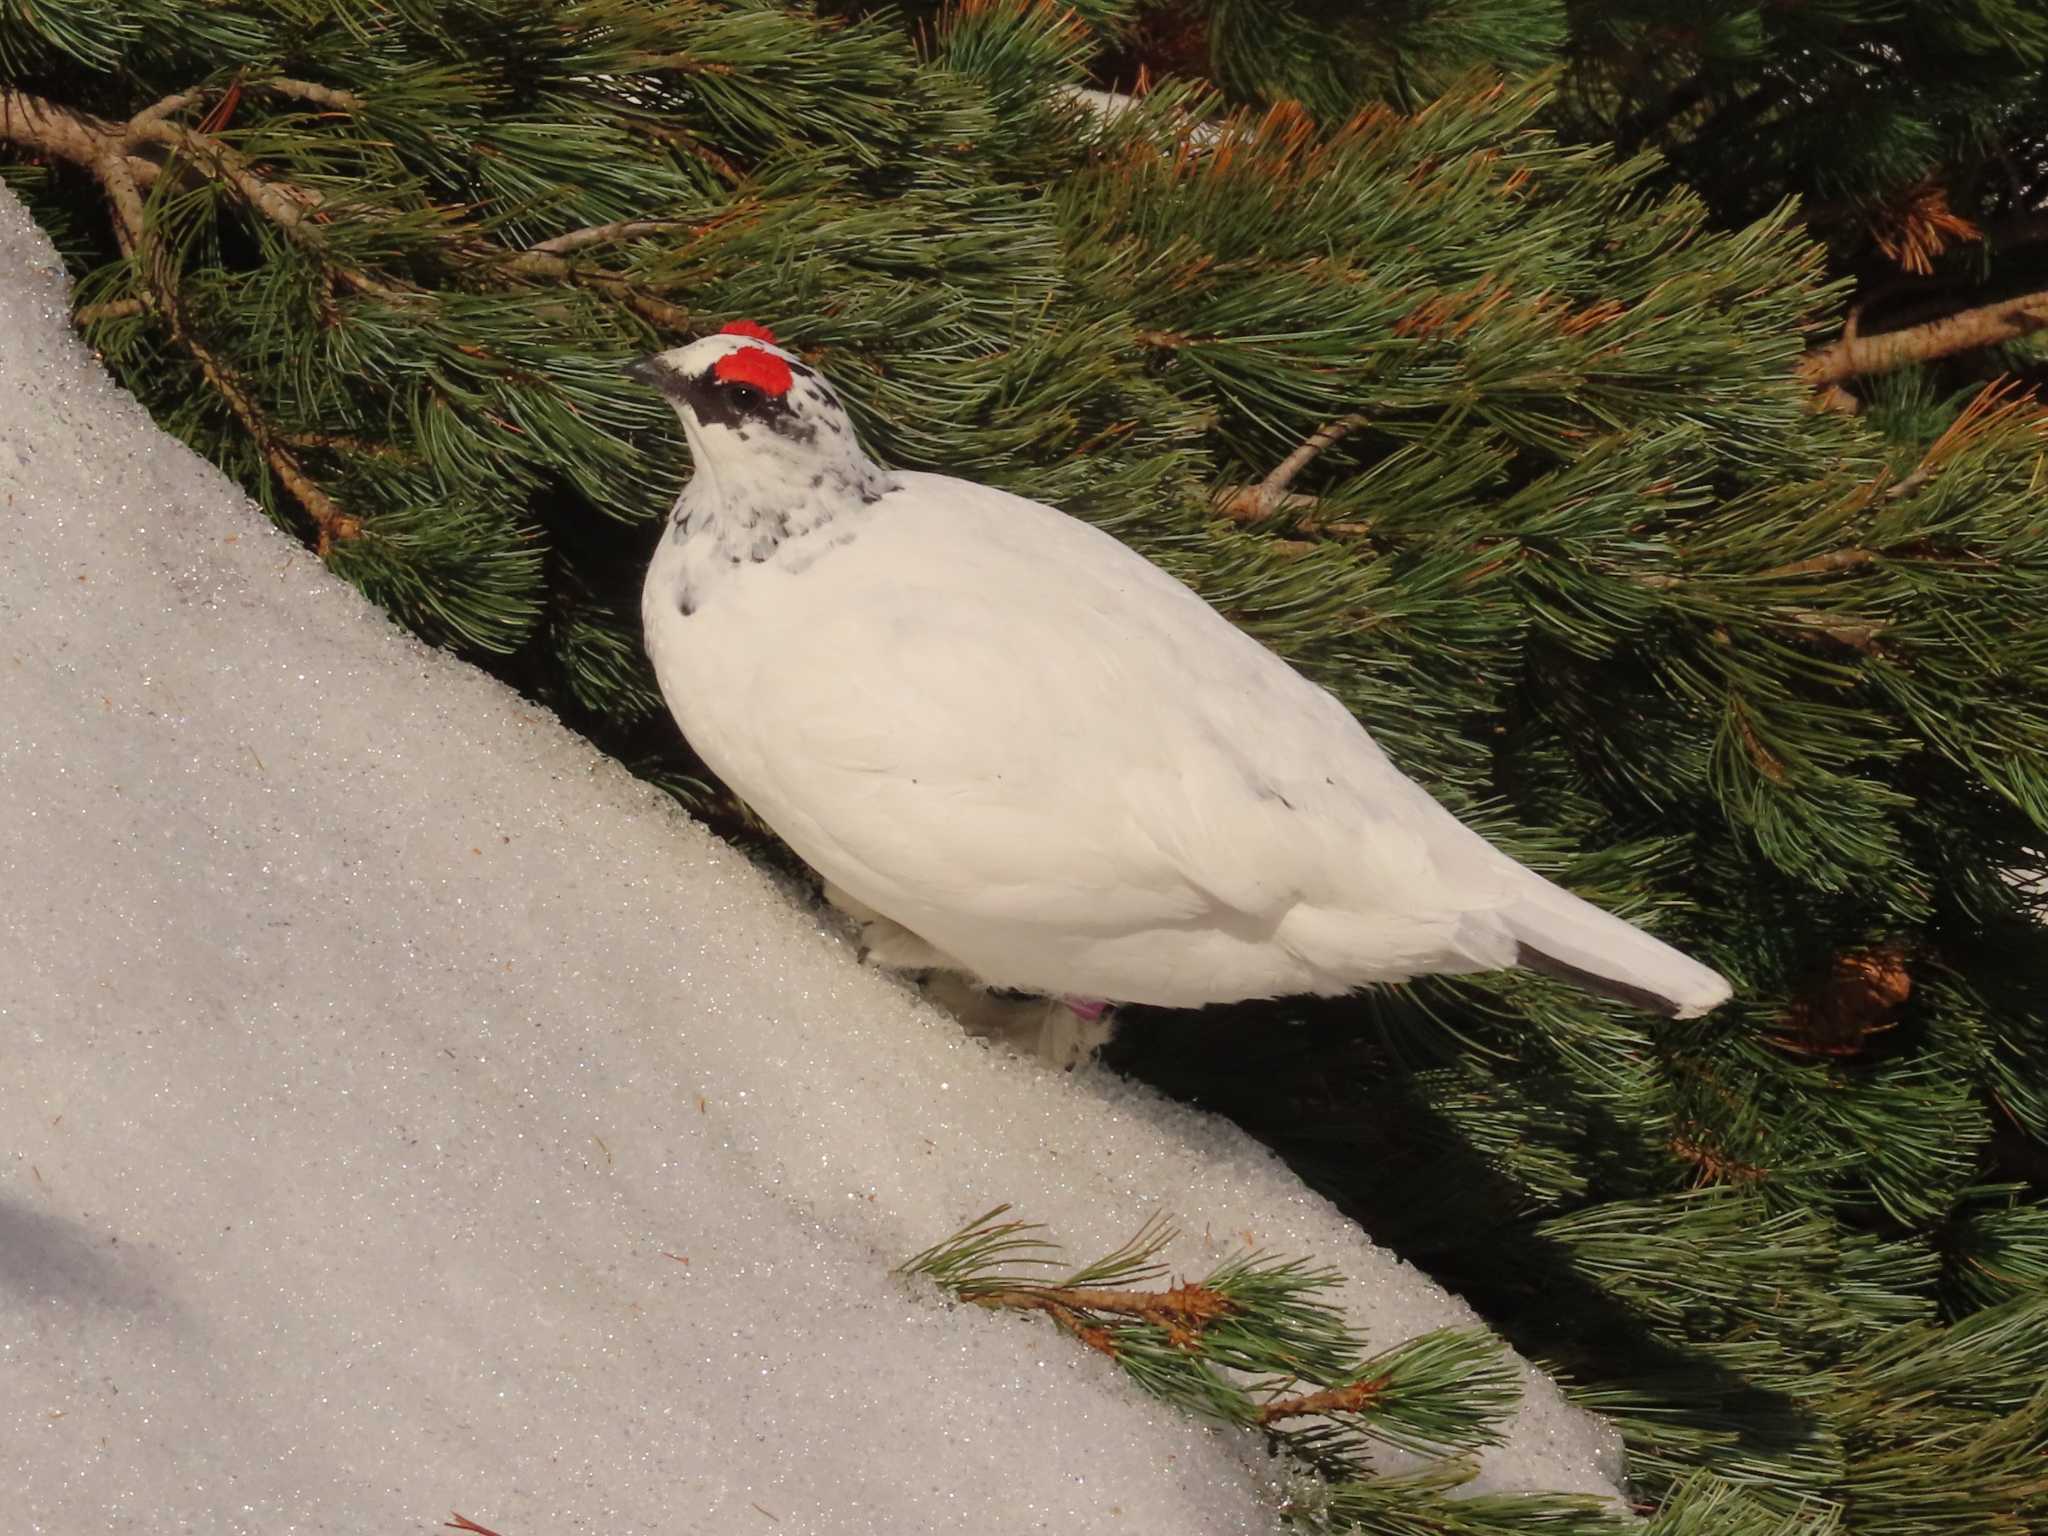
left=727, top=384, right=762, bottom=411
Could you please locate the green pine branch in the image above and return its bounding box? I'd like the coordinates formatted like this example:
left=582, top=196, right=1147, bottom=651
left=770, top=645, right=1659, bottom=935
left=899, top=1206, right=1557, bottom=1520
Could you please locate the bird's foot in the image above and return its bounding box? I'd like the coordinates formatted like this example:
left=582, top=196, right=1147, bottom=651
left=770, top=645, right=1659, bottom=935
left=917, top=976, right=1116, bottom=1069
left=1035, top=997, right=1117, bottom=1070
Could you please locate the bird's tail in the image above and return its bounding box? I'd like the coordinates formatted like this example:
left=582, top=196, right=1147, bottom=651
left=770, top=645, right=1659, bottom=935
left=1500, top=883, right=1730, bottom=1019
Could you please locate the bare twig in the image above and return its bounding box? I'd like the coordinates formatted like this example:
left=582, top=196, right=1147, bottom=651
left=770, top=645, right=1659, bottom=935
left=127, top=118, right=316, bottom=229
left=1259, top=413, right=1370, bottom=508
left=1625, top=567, right=1888, bottom=650
left=99, top=139, right=362, bottom=553
left=128, top=89, right=205, bottom=136
left=1256, top=1377, right=1388, bottom=1425
left=74, top=297, right=149, bottom=324
left=491, top=243, right=694, bottom=328
left=527, top=218, right=692, bottom=256
left=1881, top=461, right=1937, bottom=503
left=1, top=85, right=108, bottom=166
left=94, top=144, right=148, bottom=247
left=10, top=79, right=691, bottom=335
left=972, top=1291, right=1123, bottom=1356
left=1770, top=607, right=1886, bottom=653
left=276, top=429, right=407, bottom=459
left=1212, top=412, right=1373, bottom=522
left=8, top=78, right=704, bottom=554
left=505, top=204, right=774, bottom=323
left=2, top=86, right=401, bottom=312
left=1213, top=485, right=1323, bottom=521
left=1881, top=377, right=2041, bottom=502
left=1757, top=548, right=1877, bottom=581
left=620, top=51, right=738, bottom=76
left=0, top=88, right=155, bottom=186
left=632, top=118, right=743, bottom=183
left=125, top=114, right=420, bottom=304
left=257, top=78, right=363, bottom=113
left=1211, top=397, right=1895, bottom=651
left=968, top=1280, right=1235, bottom=1353
left=172, top=321, right=363, bottom=553
left=1801, top=287, right=2048, bottom=387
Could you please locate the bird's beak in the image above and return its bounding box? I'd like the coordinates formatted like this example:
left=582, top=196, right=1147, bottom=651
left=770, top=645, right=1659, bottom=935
left=622, top=354, right=671, bottom=389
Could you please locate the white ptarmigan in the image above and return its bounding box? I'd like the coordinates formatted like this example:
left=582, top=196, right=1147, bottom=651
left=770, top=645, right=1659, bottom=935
left=630, top=322, right=1732, bottom=1032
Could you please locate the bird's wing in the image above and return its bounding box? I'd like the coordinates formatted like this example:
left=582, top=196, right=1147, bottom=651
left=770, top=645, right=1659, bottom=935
left=719, top=473, right=1495, bottom=945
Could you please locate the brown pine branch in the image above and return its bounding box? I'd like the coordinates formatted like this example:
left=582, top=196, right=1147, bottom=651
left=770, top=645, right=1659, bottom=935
left=93, top=142, right=148, bottom=246
left=0, top=87, right=167, bottom=196
left=88, top=118, right=364, bottom=554
left=257, top=78, right=363, bottom=113
left=970, top=1290, right=1123, bottom=1356
left=1885, top=377, right=2042, bottom=504
left=1769, top=608, right=1886, bottom=653
left=1881, top=460, right=1939, bottom=504
left=127, top=100, right=693, bottom=322
left=1260, top=414, right=1371, bottom=504
left=1801, top=288, right=2048, bottom=388
left=967, top=1280, right=1236, bottom=1353
left=491, top=242, right=695, bottom=329
left=632, top=118, right=743, bottom=184
left=1731, top=698, right=1788, bottom=785
left=1757, top=548, right=1877, bottom=581
left=1669, top=1128, right=1769, bottom=1190
left=0, top=89, right=161, bottom=190
left=74, top=297, right=149, bottom=324
left=2, top=80, right=689, bottom=552
left=121, top=114, right=417, bottom=306
left=276, top=429, right=410, bottom=460
left=526, top=218, right=692, bottom=256
left=128, top=88, right=206, bottom=137
left=3, top=83, right=406, bottom=304
left=0, top=86, right=119, bottom=169
left=1214, top=413, right=1373, bottom=521
left=1214, top=485, right=1323, bottom=522
left=1213, top=416, right=1898, bottom=652
left=618, top=51, right=739, bottom=76
left=1256, top=1376, right=1388, bottom=1425
left=500, top=207, right=772, bottom=323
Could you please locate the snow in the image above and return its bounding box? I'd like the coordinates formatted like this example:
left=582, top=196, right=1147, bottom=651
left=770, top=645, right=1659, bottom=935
left=0, top=182, right=1624, bottom=1535
left=1054, top=85, right=1224, bottom=148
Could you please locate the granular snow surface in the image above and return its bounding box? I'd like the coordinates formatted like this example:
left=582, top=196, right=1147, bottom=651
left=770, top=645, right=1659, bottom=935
left=0, top=184, right=1624, bottom=1535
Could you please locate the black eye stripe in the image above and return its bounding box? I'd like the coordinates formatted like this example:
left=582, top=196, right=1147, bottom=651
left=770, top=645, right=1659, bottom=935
left=682, top=364, right=814, bottom=441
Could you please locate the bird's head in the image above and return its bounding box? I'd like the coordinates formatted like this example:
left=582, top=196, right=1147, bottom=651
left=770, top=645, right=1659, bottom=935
left=625, top=323, right=879, bottom=508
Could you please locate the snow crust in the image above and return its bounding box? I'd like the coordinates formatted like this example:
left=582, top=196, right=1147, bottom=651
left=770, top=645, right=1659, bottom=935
left=0, top=183, right=1623, bottom=1534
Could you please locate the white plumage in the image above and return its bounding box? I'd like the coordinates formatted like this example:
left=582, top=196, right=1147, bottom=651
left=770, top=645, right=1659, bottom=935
left=630, top=327, right=1732, bottom=1022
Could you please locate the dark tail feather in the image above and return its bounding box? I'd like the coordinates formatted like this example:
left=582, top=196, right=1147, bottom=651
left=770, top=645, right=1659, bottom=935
left=1515, top=941, right=1685, bottom=1019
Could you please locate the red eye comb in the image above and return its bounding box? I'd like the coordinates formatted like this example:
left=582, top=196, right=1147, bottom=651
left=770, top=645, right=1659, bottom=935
left=719, top=320, right=779, bottom=344
left=714, top=345, right=794, bottom=397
